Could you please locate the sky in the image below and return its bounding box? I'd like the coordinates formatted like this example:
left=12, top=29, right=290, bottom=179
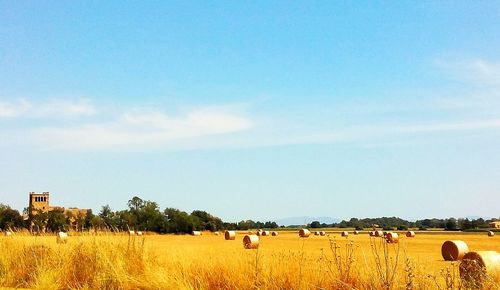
left=1, top=1, right=499, bottom=222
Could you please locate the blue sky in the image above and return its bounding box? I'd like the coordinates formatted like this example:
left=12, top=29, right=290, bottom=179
left=1, top=1, right=499, bottom=221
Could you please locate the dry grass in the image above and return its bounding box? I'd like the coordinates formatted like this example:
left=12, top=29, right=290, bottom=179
left=0, top=231, right=498, bottom=289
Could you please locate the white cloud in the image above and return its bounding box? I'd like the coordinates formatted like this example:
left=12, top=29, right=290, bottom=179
left=37, top=99, right=96, bottom=116
left=5, top=56, right=500, bottom=151
left=0, top=99, right=31, bottom=117
left=34, top=107, right=253, bottom=151
left=25, top=101, right=500, bottom=152
left=0, top=98, right=96, bottom=118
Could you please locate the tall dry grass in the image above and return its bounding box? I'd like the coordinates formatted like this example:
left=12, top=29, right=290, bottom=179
left=0, top=232, right=498, bottom=289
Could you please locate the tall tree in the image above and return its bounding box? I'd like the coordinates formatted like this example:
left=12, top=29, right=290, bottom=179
left=99, top=205, right=115, bottom=228
left=128, top=196, right=144, bottom=212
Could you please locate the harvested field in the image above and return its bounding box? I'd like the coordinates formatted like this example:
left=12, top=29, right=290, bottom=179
left=0, top=231, right=498, bottom=289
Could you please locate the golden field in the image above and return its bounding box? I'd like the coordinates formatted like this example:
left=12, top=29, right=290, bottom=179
left=0, top=231, right=498, bottom=289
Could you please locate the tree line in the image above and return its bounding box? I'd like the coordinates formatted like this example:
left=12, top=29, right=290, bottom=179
left=0, top=200, right=497, bottom=233
left=307, top=216, right=498, bottom=231
left=0, top=196, right=278, bottom=233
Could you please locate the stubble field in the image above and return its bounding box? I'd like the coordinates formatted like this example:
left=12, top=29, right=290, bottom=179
left=0, top=230, right=498, bottom=289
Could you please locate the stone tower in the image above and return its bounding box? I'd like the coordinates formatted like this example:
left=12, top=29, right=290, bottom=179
left=29, top=191, right=50, bottom=216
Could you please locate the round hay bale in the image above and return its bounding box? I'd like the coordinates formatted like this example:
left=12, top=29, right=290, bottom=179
left=320, top=231, right=326, bottom=236
left=386, top=232, right=399, bottom=244
left=5, top=231, right=12, bottom=237
left=224, top=230, right=236, bottom=240
left=314, top=231, right=320, bottom=236
left=56, top=232, right=68, bottom=244
left=243, top=234, right=259, bottom=249
left=353, top=230, right=359, bottom=235
left=341, top=231, right=348, bottom=237
left=442, top=240, right=469, bottom=261
left=369, top=231, right=375, bottom=236
left=406, top=231, right=415, bottom=237
left=262, top=231, right=270, bottom=236
left=374, top=230, right=383, bottom=237
left=488, top=231, right=494, bottom=237
left=214, top=231, right=220, bottom=236
left=256, top=231, right=262, bottom=236
left=136, top=231, right=143, bottom=236
left=459, top=251, right=500, bottom=285
left=128, top=230, right=135, bottom=235
left=191, top=231, right=202, bottom=236
left=299, top=228, right=311, bottom=238
left=271, top=231, right=278, bottom=236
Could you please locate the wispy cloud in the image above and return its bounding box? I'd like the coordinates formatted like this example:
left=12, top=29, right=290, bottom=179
left=6, top=101, right=500, bottom=152
left=0, top=99, right=96, bottom=118
left=434, top=58, right=500, bottom=87
left=0, top=99, right=31, bottom=117
left=37, top=99, right=96, bottom=116
left=4, top=57, right=500, bottom=152
left=34, top=107, right=253, bottom=151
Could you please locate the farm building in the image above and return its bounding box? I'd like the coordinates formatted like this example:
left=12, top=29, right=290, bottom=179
left=489, top=221, right=500, bottom=229
left=28, top=192, right=90, bottom=231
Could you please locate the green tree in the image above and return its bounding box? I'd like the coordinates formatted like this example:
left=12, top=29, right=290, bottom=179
left=90, top=215, right=105, bottom=229
left=128, top=196, right=144, bottom=212
left=237, top=220, right=256, bottom=230
left=99, top=205, right=115, bottom=228
left=0, top=204, right=24, bottom=230
left=115, top=210, right=137, bottom=230
left=264, top=221, right=278, bottom=228
left=223, top=222, right=238, bottom=230
left=47, top=209, right=69, bottom=232
left=310, top=221, right=321, bottom=228
left=445, top=218, right=458, bottom=230
left=165, top=208, right=197, bottom=233
left=191, top=210, right=223, bottom=231
left=84, top=209, right=95, bottom=230
left=138, top=201, right=165, bottom=232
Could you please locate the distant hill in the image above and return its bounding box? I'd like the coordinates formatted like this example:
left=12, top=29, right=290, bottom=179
left=274, top=216, right=341, bottom=226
